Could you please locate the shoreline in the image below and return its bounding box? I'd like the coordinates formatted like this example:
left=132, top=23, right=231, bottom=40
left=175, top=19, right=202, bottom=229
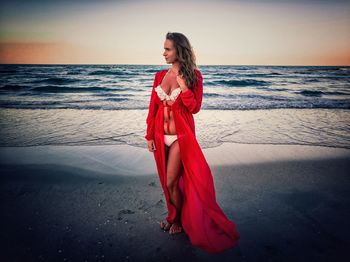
left=1, top=142, right=349, bottom=177
left=1, top=108, right=350, bottom=150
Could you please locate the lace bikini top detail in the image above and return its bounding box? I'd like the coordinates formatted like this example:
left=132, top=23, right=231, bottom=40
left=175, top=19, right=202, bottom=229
left=155, top=85, right=181, bottom=102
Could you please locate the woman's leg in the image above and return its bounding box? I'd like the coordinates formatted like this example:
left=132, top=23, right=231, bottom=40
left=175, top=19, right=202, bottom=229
left=166, top=140, right=183, bottom=234
left=160, top=144, right=172, bottom=230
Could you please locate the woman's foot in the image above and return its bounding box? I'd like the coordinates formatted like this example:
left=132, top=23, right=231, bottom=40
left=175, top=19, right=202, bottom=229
left=169, top=221, right=182, bottom=235
left=160, top=220, right=172, bottom=231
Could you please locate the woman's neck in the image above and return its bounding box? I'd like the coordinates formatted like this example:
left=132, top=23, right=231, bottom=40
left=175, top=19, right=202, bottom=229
left=170, top=63, right=180, bottom=75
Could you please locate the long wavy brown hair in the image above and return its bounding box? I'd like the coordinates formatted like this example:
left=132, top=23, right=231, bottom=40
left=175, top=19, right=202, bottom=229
left=166, top=32, right=198, bottom=90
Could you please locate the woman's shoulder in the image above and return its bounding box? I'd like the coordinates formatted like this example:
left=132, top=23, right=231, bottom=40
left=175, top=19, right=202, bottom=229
left=194, top=67, right=202, bottom=76
left=195, top=68, right=203, bottom=80
left=153, top=69, right=168, bottom=80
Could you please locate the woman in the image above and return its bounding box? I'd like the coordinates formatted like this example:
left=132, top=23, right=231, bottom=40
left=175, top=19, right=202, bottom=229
left=145, top=32, right=240, bottom=253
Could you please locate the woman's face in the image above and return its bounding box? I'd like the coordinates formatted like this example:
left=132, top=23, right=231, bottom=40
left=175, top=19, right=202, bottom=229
left=163, top=39, right=177, bottom=64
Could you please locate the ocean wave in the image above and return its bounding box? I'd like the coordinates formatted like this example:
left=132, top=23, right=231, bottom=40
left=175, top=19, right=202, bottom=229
left=67, top=71, right=83, bottom=75
left=0, top=103, right=134, bottom=110
left=94, top=93, right=135, bottom=97
left=33, top=77, right=79, bottom=85
left=88, top=70, right=133, bottom=76
left=296, top=89, right=350, bottom=97
left=242, top=73, right=283, bottom=77
left=0, top=84, right=25, bottom=91
left=0, top=69, right=17, bottom=74
left=1, top=99, right=349, bottom=110
left=1, top=64, right=349, bottom=111
left=323, top=91, right=350, bottom=96
left=29, top=86, right=116, bottom=93
left=229, top=94, right=289, bottom=101
left=297, top=90, right=324, bottom=97
left=208, top=79, right=269, bottom=87
left=103, top=97, right=128, bottom=102
left=304, top=76, right=350, bottom=82
left=203, top=103, right=350, bottom=110
left=255, top=86, right=289, bottom=92
left=206, top=93, right=290, bottom=100
left=144, top=69, right=162, bottom=73
left=203, top=93, right=221, bottom=97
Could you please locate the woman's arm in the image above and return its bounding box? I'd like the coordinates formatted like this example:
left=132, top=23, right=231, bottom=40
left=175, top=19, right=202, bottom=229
left=180, top=70, right=203, bottom=114
left=145, top=72, right=159, bottom=141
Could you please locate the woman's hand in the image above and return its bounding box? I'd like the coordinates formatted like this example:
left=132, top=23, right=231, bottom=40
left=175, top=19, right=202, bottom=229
left=176, top=74, right=189, bottom=92
left=147, top=139, right=156, bottom=152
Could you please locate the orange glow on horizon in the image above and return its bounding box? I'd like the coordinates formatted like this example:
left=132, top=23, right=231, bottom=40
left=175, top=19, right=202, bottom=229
left=1, top=41, right=349, bottom=66
left=0, top=0, right=349, bottom=65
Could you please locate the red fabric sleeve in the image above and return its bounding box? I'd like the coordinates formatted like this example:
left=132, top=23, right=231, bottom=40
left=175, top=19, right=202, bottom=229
left=180, top=69, right=203, bottom=114
left=145, top=72, right=159, bottom=141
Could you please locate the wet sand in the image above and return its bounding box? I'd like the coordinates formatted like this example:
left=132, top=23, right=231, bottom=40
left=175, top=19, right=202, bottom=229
left=0, top=143, right=349, bottom=261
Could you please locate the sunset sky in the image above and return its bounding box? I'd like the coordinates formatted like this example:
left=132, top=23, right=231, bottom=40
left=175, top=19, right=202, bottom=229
left=0, top=0, right=349, bottom=65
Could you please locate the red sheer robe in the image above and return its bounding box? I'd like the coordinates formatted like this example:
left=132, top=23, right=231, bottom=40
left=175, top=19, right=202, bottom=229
left=145, top=69, right=240, bottom=253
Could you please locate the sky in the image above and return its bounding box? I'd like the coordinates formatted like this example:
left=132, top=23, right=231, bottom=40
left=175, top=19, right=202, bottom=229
left=0, top=0, right=349, bottom=65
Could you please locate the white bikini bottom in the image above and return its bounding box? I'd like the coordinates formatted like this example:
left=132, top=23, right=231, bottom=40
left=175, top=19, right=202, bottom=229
left=164, top=134, right=178, bottom=147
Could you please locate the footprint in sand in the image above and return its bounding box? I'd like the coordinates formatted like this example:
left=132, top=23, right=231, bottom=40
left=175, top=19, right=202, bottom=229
left=148, top=181, right=156, bottom=187
left=117, top=209, right=135, bottom=220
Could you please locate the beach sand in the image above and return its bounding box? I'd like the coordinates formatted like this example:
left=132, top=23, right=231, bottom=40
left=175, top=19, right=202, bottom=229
left=0, top=143, right=349, bottom=261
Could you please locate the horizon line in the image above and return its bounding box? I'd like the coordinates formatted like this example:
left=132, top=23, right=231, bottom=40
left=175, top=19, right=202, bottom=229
left=1, top=63, right=350, bottom=67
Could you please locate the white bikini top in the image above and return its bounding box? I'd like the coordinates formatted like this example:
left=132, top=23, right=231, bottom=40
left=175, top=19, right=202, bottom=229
left=154, top=68, right=182, bottom=102
left=155, top=85, right=181, bottom=102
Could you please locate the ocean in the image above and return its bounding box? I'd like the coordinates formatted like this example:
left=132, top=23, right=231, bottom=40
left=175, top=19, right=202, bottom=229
left=0, top=64, right=349, bottom=149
